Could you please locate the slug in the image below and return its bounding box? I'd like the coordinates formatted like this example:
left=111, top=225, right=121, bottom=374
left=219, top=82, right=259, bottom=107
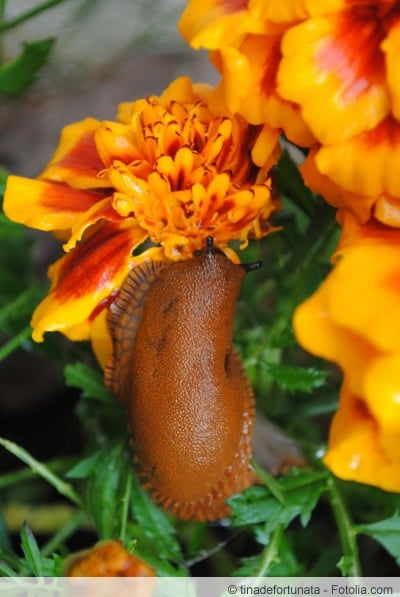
left=105, top=237, right=259, bottom=521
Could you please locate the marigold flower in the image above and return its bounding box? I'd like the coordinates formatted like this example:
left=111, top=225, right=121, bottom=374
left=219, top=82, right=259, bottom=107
left=277, top=1, right=400, bottom=224
left=64, top=540, right=155, bottom=578
left=180, top=1, right=400, bottom=225
left=179, top=0, right=315, bottom=146
left=293, top=230, right=400, bottom=490
left=3, top=77, right=280, bottom=365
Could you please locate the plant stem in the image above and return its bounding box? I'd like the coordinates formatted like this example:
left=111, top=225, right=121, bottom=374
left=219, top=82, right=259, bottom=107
left=326, top=475, right=362, bottom=577
left=0, top=325, right=32, bottom=361
left=0, top=0, right=68, bottom=34
left=256, top=525, right=284, bottom=577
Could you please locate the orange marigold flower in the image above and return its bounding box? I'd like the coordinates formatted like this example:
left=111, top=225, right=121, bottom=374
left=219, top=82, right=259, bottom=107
left=277, top=1, right=400, bottom=224
left=180, top=1, right=400, bottom=224
left=179, top=0, right=315, bottom=147
left=3, top=77, right=280, bottom=366
left=64, top=540, right=155, bottom=578
left=293, top=228, right=400, bottom=490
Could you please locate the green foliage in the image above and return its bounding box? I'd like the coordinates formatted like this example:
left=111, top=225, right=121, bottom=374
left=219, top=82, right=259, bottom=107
left=357, top=515, right=400, bottom=566
left=0, top=39, right=54, bottom=94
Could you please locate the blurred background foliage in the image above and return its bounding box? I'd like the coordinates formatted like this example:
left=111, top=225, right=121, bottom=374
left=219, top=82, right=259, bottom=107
left=0, top=0, right=400, bottom=579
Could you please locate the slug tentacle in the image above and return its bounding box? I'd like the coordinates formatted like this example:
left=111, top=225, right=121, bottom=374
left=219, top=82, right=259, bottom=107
left=105, top=248, right=257, bottom=521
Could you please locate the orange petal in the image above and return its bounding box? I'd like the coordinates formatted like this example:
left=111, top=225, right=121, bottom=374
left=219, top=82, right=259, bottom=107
left=382, top=19, right=400, bottom=121
left=249, top=0, right=309, bottom=22
left=300, top=148, right=375, bottom=222
left=239, top=34, right=315, bottom=145
left=39, top=118, right=110, bottom=190
left=63, top=196, right=123, bottom=251
left=324, top=382, right=400, bottom=492
left=315, top=117, right=400, bottom=198
left=278, top=9, right=389, bottom=144
left=178, top=0, right=268, bottom=50
left=293, top=240, right=400, bottom=368
left=31, top=221, right=147, bottom=342
left=3, top=175, right=104, bottom=232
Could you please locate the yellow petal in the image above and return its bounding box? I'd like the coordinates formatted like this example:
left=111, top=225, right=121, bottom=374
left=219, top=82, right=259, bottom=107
left=324, top=383, right=400, bottom=492
left=3, top=176, right=102, bottom=232
left=278, top=12, right=389, bottom=144
left=39, top=118, right=110, bottom=189
left=31, top=222, right=146, bottom=342
left=178, top=0, right=268, bottom=50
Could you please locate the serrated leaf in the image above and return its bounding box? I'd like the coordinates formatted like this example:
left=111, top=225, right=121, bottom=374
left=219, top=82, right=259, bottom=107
left=229, top=469, right=327, bottom=531
left=20, top=523, right=43, bottom=577
left=64, top=362, right=112, bottom=402
left=130, top=473, right=183, bottom=564
left=260, top=362, right=330, bottom=394
left=0, top=39, right=54, bottom=94
left=86, top=441, right=130, bottom=539
left=356, top=514, right=400, bottom=565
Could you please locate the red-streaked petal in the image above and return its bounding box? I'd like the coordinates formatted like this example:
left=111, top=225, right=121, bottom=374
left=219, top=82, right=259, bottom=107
left=382, top=18, right=400, bottom=121
left=278, top=8, right=389, bottom=144
left=315, top=117, right=400, bottom=198
left=39, top=118, right=111, bottom=190
left=31, top=221, right=148, bottom=342
left=3, top=176, right=104, bottom=232
left=63, top=196, right=124, bottom=251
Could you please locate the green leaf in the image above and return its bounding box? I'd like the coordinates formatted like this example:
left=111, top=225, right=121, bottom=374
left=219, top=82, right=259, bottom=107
left=64, top=362, right=112, bottom=403
left=356, top=514, right=400, bottom=565
left=86, top=441, right=130, bottom=539
left=130, top=473, right=183, bottom=564
left=65, top=451, right=101, bottom=479
left=0, top=284, right=44, bottom=330
left=20, top=523, right=43, bottom=577
left=0, top=437, right=82, bottom=506
left=0, top=560, right=18, bottom=577
left=0, top=39, right=54, bottom=94
left=260, top=362, right=330, bottom=394
left=229, top=469, right=328, bottom=531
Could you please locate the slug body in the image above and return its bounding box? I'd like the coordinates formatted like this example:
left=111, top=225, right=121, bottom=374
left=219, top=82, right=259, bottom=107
left=105, top=243, right=256, bottom=521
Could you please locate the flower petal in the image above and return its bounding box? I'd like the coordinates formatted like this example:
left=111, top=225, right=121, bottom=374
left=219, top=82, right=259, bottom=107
left=315, top=117, right=400, bottom=198
left=31, top=221, right=147, bottom=342
left=324, top=383, right=400, bottom=492
left=278, top=9, right=389, bottom=144
left=39, top=118, right=110, bottom=189
left=382, top=19, right=400, bottom=121
left=300, top=148, right=375, bottom=222
left=178, top=0, right=268, bottom=50
left=3, top=175, right=104, bottom=232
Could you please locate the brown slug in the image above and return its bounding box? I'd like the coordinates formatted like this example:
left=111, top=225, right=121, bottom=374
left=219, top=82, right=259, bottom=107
left=105, top=237, right=260, bottom=521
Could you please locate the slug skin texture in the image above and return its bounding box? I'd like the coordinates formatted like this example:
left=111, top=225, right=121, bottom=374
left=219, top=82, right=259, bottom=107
left=105, top=247, right=257, bottom=521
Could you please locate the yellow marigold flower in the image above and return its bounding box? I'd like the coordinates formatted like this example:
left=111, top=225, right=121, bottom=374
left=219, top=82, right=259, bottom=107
left=293, top=228, right=400, bottom=490
left=3, top=77, right=280, bottom=366
left=179, top=0, right=315, bottom=147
